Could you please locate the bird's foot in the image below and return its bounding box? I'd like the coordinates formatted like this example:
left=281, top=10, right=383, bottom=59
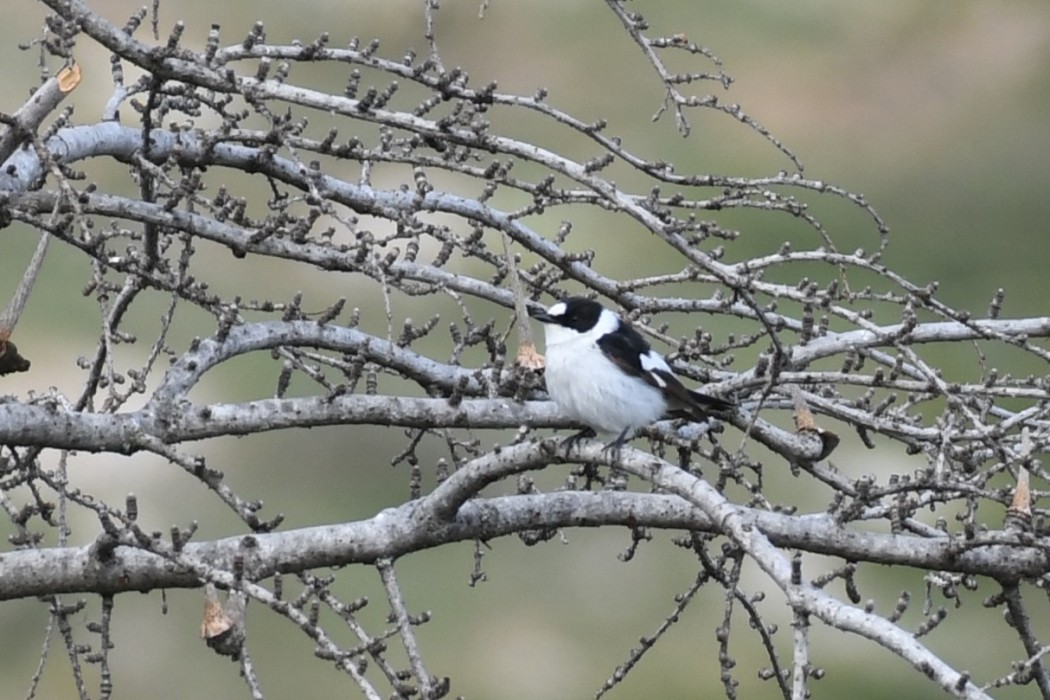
left=559, top=427, right=597, bottom=453
left=558, top=428, right=605, bottom=489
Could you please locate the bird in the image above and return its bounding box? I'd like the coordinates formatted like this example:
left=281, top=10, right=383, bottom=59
left=530, top=296, right=733, bottom=452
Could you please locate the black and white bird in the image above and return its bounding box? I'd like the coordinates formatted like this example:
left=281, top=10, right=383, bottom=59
left=531, top=297, right=733, bottom=450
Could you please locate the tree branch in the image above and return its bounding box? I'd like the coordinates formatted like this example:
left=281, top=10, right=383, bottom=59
left=1, top=454, right=1045, bottom=602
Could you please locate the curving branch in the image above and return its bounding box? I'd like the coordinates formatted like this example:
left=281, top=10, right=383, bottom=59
left=3, top=480, right=1045, bottom=603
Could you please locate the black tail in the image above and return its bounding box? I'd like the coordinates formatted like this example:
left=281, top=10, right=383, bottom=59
left=688, top=389, right=734, bottom=413
left=665, top=389, right=735, bottom=422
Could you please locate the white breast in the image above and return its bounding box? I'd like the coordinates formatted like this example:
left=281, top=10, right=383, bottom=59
left=543, top=326, right=667, bottom=434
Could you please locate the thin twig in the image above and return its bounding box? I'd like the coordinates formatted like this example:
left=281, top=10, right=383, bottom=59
left=377, top=559, right=434, bottom=698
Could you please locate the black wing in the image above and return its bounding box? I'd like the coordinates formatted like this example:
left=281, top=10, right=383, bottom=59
left=597, top=326, right=734, bottom=418
left=595, top=324, right=655, bottom=382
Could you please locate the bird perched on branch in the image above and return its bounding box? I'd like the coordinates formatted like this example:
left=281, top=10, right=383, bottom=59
left=531, top=297, right=733, bottom=452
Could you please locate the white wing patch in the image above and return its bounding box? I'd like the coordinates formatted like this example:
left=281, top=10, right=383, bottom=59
left=639, top=350, right=672, bottom=387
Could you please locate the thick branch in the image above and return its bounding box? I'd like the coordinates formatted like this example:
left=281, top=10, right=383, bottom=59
left=1, top=458, right=1045, bottom=601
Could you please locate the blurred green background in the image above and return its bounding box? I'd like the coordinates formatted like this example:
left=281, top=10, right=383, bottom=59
left=1, top=1, right=1048, bottom=698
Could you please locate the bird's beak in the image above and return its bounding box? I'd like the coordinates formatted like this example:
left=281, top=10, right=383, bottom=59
left=528, top=306, right=553, bottom=323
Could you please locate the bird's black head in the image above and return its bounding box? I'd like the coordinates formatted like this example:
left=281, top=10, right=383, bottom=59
left=530, top=296, right=604, bottom=332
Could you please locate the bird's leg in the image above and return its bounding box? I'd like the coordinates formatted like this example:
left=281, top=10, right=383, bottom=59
left=559, top=427, right=605, bottom=489
left=601, top=426, right=633, bottom=462
left=559, top=426, right=597, bottom=453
